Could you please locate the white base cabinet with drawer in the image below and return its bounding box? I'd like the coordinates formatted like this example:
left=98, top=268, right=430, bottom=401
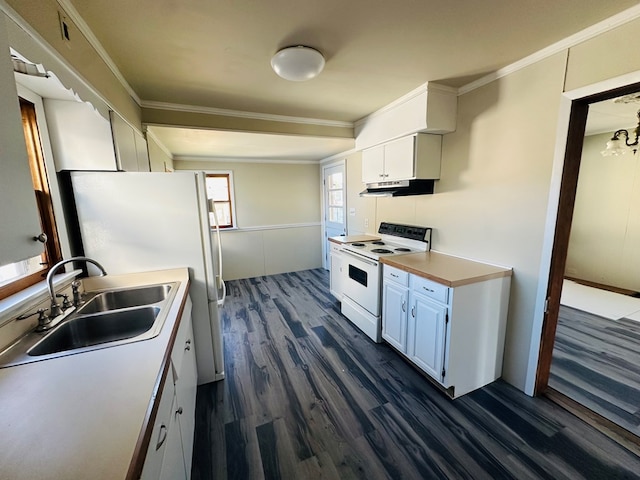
left=141, top=295, right=197, bottom=479
left=382, top=264, right=510, bottom=398
left=381, top=267, right=409, bottom=352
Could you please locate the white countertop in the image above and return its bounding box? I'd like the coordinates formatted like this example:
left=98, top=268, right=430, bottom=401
left=0, top=268, right=190, bottom=480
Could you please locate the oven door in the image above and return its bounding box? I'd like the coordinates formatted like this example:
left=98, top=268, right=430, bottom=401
left=341, top=250, right=381, bottom=316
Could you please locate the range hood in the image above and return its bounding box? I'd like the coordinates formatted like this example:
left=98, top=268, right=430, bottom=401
left=359, top=179, right=435, bottom=197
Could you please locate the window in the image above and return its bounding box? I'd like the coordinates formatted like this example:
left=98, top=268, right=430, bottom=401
left=0, top=98, right=62, bottom=299
left=205, top=172, right=236, bottom=229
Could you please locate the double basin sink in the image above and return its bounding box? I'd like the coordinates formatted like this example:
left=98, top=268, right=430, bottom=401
left=0, top=282, right=178, bottom=368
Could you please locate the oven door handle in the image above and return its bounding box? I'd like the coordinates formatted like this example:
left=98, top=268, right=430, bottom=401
left=342, top=249, right=379, bottom=267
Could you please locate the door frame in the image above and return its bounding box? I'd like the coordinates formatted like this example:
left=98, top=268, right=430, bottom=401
left=321, top=159, right=346, bottom=269
left=526, top=70, right=640, bottom=395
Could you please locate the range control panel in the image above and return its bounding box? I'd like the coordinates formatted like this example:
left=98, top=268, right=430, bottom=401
left=378, top=222, right=432, bottom=243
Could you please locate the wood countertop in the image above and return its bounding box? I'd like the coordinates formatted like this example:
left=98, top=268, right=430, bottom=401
left=381, top=251, right=512, bottom=287
left=0, top=268, right=190, bottom=480
left=329, top=235, right=380, bottom=244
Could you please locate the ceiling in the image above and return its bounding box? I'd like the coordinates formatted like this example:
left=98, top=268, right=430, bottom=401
left=63, top=0, right=639, bottom=161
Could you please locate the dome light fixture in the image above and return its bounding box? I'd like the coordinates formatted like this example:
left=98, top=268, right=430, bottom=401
left=270, top=45, right=325, bottom=82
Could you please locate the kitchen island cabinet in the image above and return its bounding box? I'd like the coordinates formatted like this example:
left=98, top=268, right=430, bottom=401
left=381, top=253, right=512, bottom=398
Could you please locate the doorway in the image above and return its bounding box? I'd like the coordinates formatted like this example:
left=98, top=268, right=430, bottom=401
left=535, top=81, right=640, bottom=448
left=322, top=161, right=346, bottom=269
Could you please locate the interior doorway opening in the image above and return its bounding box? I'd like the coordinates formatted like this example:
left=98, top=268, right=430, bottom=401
left=535, top=81, right=640, bottom=453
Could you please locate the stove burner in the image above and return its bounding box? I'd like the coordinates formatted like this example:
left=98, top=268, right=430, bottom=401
left=395, top=248, right=411, bottom=252
left=371, top=248, right=393, bottom=254
left=372, top=241, right=385, bottom=245
left=351, top=243, right=365, bottom=247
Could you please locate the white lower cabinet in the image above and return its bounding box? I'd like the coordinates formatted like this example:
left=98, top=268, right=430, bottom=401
left=381, top=264, right=510, bottom=398
left=407, top=291, right=447, bottom=381
left=141, top=296, right=197, bottom=479
left=329, top=243, right=344, bottom=300
left=382, top=269, right=409, bottom=352
left=140, top=370, right=176, bottom=480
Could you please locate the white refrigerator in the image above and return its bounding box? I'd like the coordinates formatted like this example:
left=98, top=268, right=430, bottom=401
left=67, top=171, right=225, bottom=385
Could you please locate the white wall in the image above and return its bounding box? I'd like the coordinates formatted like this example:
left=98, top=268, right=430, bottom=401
left=175, top=159, right=322, bottom=280
left=565, top=132, right=640, bottom=291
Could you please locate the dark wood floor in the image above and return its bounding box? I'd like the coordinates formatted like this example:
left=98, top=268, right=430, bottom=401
left=549, top=305, right=640, bottom=437
left=192, top=269, right=640, bottom=480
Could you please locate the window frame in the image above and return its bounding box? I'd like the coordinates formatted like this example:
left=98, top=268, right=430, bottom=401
left=204, top=171, right=237, bottom=230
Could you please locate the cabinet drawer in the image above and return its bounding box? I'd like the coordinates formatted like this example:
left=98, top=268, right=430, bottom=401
left=412, top=275, right=449, bottom=304
left=384, top=265, right=409, bottom=286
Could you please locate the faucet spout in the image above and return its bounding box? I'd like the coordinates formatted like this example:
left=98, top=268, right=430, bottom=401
left=46, top=257, right=107, bottom=318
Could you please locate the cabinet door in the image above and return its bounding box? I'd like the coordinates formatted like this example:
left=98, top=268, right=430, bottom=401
left=176, top=321, right=198, bottom=479
left=362, top=145, right=385, bottom=183
left=330, top=251, right=343, bottom=300
left=408, top=293, right=447, bottom=381
left=382, top=280, right=409, bottom=352
left=110, top=110, right=139, bottom=171
left=134, top=130, right=151, bottom=172
left=383, top=135, right=415, bottom=181
left=141, top=372, right=176, bottom=480
left=0, top=20, right=42, bottom=266
left=44, top=99, right=117, bottom=171
left=159, top=394, right=187, bottom=480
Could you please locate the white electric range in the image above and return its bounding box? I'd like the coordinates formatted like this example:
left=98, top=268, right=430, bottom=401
left=340, top=222, right=432, bottom=342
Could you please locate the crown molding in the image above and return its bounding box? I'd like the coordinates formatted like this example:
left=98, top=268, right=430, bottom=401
left=141, top=100, right=353, bottom=129
left=56, top=0, right=140, bottom=105
left=458, top=3, right=640, bottom=96
left=319, top=148, right=357, bottom=165
left=173, top=155, right=322, bottom=165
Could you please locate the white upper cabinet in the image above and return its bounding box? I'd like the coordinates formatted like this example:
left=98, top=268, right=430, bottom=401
left=44, top=99, right=118, bottom=171
left=355, top=82, right=457, bottom=151
left=110, top=110, right=150, bottom=172
left=362, top=133, right=441, bottom=184
left=0, top=17, right=42, bottom=266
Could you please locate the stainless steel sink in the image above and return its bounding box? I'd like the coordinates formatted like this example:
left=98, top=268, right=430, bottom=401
left=28, top=307, right=160, bottom=357
left=77, top=284, right=173, bottom=315
left=0, top=281, right=179, bottom=368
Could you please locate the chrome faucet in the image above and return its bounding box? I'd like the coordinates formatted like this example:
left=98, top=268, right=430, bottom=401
left=46, top=257, right=107, bottom=318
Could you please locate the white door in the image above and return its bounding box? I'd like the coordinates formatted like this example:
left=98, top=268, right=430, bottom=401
left=323, top=162, right=346, bottom=268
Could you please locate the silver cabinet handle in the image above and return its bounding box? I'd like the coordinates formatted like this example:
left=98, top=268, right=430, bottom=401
left=411, top=306, right=415, bottom=317
left=185, top=339, right=192, bottom=351
left=176, top=407, right=183, bottom=415
left=390, top=273, right=398, bottom=278
left=401, top=300, right=406, bottom=312
left=423, top=286, right=435, bottom=293
left=155, top=424, right=167, bottom=450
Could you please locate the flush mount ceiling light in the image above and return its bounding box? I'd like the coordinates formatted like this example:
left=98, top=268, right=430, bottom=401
left=601, top=108, right=640, bottom=156
left=270, top=46, right=325, bottom=82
